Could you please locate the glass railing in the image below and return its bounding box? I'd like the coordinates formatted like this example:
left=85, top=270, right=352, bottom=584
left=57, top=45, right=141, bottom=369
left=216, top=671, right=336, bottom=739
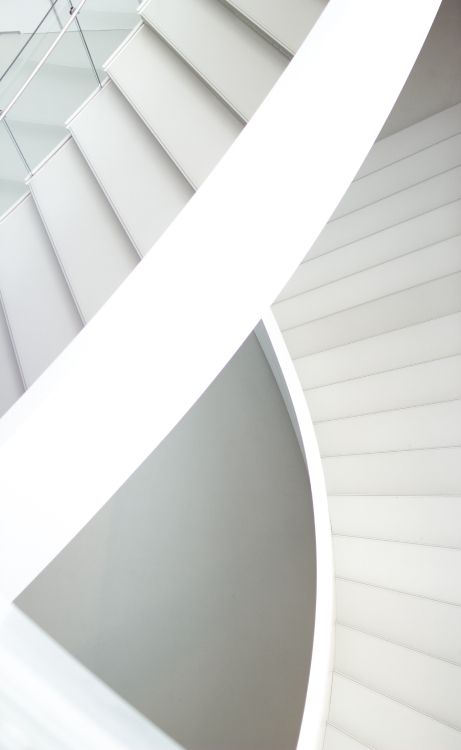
left=0, top=2, right=67, bottom=107
left=0, top=0, right=139, bottom=216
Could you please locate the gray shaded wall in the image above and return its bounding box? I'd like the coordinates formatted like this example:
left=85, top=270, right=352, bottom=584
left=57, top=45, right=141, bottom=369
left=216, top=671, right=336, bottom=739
left=16, top=332, right=315, bottom=750
left=381, top=0, right=461, bottom=137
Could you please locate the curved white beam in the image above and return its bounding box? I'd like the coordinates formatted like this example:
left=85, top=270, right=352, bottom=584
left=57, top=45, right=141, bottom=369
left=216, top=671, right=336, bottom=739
left=257, top=313, right=334, bottom=750
left=0, top=0, right=441, bottom=613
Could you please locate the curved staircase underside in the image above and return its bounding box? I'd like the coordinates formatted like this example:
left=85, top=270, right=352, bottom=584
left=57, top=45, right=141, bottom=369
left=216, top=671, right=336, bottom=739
left=0, top=0, right=459, bottom=748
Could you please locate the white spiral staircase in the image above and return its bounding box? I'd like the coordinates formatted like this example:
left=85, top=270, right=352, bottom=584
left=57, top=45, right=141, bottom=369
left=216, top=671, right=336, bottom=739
left=0, top=0, right=460, bottom=748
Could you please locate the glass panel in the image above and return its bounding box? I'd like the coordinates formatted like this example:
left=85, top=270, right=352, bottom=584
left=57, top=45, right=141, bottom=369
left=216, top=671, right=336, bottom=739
left=76, top=0, right=140, bottom=73
left=0, top=1, right=70, bottom=110
left=0, top=0, right=141, bottom=213
left=0, top=119, right=28, bottom=217
left=4, top=10, right=100, bottom=172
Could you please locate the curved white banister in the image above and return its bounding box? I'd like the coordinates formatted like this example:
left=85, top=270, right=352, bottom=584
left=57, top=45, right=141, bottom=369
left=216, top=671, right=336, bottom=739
left=257, top=312, right=334, bottom=749
left=0, top=1, right=442, bottom=744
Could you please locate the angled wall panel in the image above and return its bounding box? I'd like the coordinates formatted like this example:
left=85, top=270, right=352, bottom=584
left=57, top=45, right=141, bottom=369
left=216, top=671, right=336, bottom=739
left=28, top=139, right=139, bottom=321
left=69, top=81, right=194, bottom=256
left=329, top=674, right=461, bottom=750
left=141, top=0, right=287, bottom=121
left=336, top=578, right=461, bottom=666
left=0, top=195, right=82, bottom=385
left=0, top=303, right=24, bottom=415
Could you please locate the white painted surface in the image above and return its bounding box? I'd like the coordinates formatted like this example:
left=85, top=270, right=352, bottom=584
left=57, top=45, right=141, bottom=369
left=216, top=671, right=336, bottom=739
left=141, top=0, right=287, bottom=121
left=333, top=537, right=461, bottom=605
left=335, top=625, right=461, bottom=731
left=309, top=164, right=461, bottom=258
left=275, top=107, right=461, bottom=750
left=222, top=0, right=327, bottom=54
left=324, top=726, right=370, bottom=750
left=107, top=24, right=243, bottom=186
left=28, top=138, right=139, bottom=320
left=276, top=236, right=461, bottom=330
left=0, top=194, right=82, bottom=385
left=330, top=495, right=461, bottom=549
left=333, top=131, right=461, bottom=219
left=274, top=83, right=461, bottom=743
left=336, top=579, right=461, bottom=666
left=295, top=313, right=461, bottom=389
left=69, top=81, right=193, bottom=255
left=0, top=300, right=24, bottom=415
left=316, top=400, right=461, bottom=456
left=330, top=674, right=461, bottom=750
left=306, top=355, right=461, bottom=421
left=359, top=102, right=461, bottom=177
left=284, top=272, right=461, bottom=360
left=323, top=448, right=461, bottom=497
left=282, top=198, right=461, bottom=298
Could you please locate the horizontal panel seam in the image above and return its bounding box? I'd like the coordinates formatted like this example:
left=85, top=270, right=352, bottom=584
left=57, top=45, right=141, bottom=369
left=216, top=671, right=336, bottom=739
left=304, top=197, right=461, bottom=262
left=329, top=494, right=461, bottom=500
left=352, top=129, right=461, bottom=182
left=326, top=722, right=376, bottom=750
left=280, top=270, right=461, bottom=333
left=336, top=576, right=461, bottom=608
left=301, top=353, right=461, bottom=391
left=333, top=533, right=461, bottom=553
left=290, top=310, right=461, bottom=361
left=329, top=162, right=461, bottom=223
left=335, top=622, right=461, bottom=670
left=333, top=670, right=461, bottom=734
left=322, top=445, right=461, bottom=458
left=313, top=396, right=461, bottom=424
left=334, top=532, right=461, bottom=556
left=277, top=232, right=461, bottom=303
